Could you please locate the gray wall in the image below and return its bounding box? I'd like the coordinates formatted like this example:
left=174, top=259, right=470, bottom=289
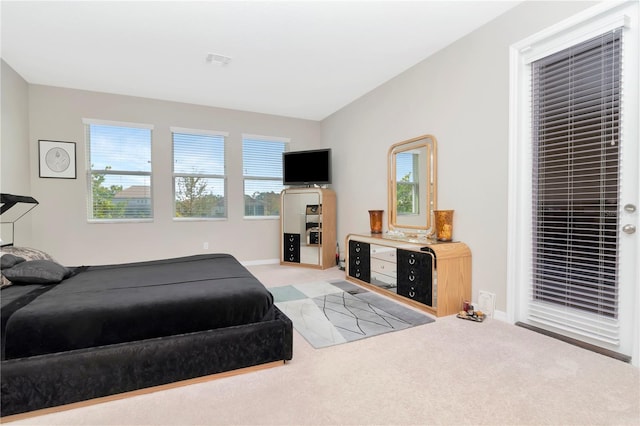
left=324, top=1, right=595, bottom=312
left=24, top=86, right=321, bottom=265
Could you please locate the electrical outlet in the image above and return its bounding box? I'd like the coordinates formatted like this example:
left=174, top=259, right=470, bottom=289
left=203, top=242, right=209, bottom=250
left=477, top=291, right=495, bottom=318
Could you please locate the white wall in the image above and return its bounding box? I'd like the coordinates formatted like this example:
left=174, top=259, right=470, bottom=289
left=1, top=60, right=33, bottom=245
left=323, top=1, right=596, bottom=312
left=25, top=85, right=321, bottom=265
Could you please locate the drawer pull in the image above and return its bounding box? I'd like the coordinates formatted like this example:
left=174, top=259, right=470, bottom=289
left=409, top=274, right=415, bottom=282
left=355, top=259, right=361, bottom=266
left=409, top=258, right=416, bottom=265
left=409, top=290, right=416, bottom=298
left=355, top=247, right=361, bottom=253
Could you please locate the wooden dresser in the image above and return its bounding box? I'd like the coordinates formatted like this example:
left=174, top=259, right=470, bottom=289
left=346, top=233, right=471, bottom=317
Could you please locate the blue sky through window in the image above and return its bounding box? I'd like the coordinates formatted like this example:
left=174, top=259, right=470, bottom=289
left=173, top=133, right=224, bottom=175
left=91, top=126, right=286, bottom=199
left=396, top=152, right=416, bottom=182
left=90, top=125, right=151, bottom=171
left=89, top=124, right=152, bottom=192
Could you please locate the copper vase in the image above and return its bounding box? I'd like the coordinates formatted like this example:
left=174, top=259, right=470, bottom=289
left=368, top=210, right=384, bottom=234
left=434, top=210, right=454, bottom=241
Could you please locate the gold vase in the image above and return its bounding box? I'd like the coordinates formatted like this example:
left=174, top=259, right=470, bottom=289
left=434, top=210, right=454, bottom=241
left=368, top=210, right=384, bottom=234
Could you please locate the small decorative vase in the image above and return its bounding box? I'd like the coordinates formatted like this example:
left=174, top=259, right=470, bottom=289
left=434, top=210, right=454, bottom=241
left=368, top=210, right=384, bottom=234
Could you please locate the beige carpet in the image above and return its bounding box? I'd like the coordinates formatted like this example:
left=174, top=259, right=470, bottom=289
left=7, top=264, right=640, bottom=425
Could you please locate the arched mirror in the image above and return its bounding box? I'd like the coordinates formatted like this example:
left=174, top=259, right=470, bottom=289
left=388, top=135, right=437, bottom=236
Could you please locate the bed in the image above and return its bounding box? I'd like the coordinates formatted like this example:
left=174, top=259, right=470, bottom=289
left=0, top=250, right=293, bottom=418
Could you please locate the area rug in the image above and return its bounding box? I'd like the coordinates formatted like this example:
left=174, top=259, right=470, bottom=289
left=271, top=280, right=434, bottom=348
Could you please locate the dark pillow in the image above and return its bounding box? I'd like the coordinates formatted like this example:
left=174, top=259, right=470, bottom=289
left=3, top=259, right=71, bottom=285
left=1, top=254, right=26, bottom=269
left=1, top=254, right=27, bottom=288
left=0, top=248, right=58, bottom=288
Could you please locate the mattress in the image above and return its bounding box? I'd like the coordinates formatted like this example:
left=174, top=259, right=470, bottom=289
left=1, top=254, right=275, bottom=360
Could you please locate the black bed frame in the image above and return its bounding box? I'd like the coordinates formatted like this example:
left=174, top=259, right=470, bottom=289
left=1, top=306, right=292, bottom=418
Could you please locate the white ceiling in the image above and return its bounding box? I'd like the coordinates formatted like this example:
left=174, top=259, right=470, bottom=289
left=1, top=1, right=521, bottom=121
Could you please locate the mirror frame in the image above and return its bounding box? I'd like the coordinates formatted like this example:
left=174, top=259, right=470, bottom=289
left=387, top=134, right=437, bottom=236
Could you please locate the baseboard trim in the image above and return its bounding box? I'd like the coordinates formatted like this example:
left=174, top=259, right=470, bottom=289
left=515, top=321, right=632, bottom=364
left=240, top=258, right=280, bottom=266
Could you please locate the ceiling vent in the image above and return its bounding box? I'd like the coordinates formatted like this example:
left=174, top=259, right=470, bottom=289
left=206, top=53, right=232, bottom=66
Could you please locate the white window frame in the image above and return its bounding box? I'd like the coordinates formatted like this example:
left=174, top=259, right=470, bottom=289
left=171, top=127, right=228, bottom=221
left=83, top=118, right=154, bottom=223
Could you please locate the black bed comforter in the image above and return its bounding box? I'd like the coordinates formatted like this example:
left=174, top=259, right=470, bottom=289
left=1, top=254, right=275, bottom=360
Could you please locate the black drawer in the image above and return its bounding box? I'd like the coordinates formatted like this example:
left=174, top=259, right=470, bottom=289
left=283, top=233, right=300, bottom=263
left=397, top=249, right=433, bottom=306
left=348, top=240, right=370, bottom=282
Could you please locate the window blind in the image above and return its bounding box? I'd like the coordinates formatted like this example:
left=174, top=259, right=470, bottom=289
left=172, top=131, right=226, bottom=218
left=173, top=133, right=224, bottom=175
left=242, top=138, right=286, bottom=178
left=242, top=137, right=287, bottom=217
left=530, top=28, right=622, bottom=343
left=86, top=123, right=153, bottom=220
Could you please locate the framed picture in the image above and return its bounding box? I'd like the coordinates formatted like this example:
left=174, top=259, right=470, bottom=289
left=39, top=140, right=76, bottom=179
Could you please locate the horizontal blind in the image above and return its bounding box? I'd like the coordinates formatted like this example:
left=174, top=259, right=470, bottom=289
left=173, top=132, right=225, bottom=175
left=242, top=138, right=286, bottom=178
left=86, top=123, right=153, bottom=220
left=88, top=124, right=152, bottom=172
left=172, top=132, right=226, bottom=218
left=242, top=137, right=287, bottom=217
left=530, top=28, right=622, bottom=343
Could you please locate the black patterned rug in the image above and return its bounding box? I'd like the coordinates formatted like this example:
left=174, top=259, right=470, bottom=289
left=271, top=280, right=434, bottom=348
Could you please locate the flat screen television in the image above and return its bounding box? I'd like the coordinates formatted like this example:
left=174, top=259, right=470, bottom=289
left=282, top=148, right=331, bottom=186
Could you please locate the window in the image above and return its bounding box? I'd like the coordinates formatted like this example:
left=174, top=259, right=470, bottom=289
left=396, top=151, right=420, bottom=215
left=242, top=135, right=288, bottom=217
left=84, top=120, right=153, bottom=220
left=172, top=128, right=227, bottom=219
